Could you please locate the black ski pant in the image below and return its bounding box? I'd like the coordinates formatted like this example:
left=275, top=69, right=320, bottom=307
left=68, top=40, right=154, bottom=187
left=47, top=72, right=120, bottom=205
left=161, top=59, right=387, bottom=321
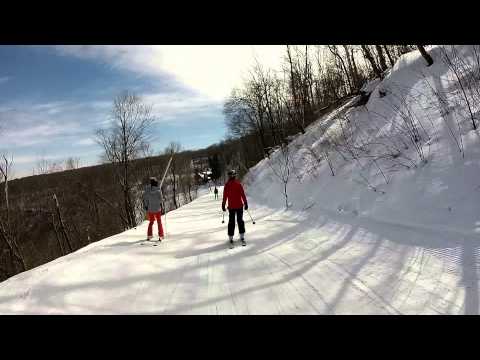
left=228, top=208, right=245, bottom=237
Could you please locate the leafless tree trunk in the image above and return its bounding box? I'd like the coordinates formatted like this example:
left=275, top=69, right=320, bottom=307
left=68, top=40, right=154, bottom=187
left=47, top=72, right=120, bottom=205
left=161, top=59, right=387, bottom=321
left=0, top=154, right=12, bottom=226
left=286, top=46, right=307, bottom=134
left=416, top=45, right=434, bottom=66
left=35, top=155, right=51, bottom=175
left=0, top=154, right=26, bottom=272
left=65, top=157, right=81, bottom=170
left=440, top=46, right=475, bottom=129
left=383, top=45, right=395, bottom=67
left=52, top=193, right=73, bottom=253
left=375, top=45, right=388, bottom=71
left=361, top=45, right=382, bottom=78
left=328, top=45, right=353, bottom=93
left=343, top=45, right=360, bottom=90
left=268, top=142, right=293, bottom=209
left=51, top=212, right=65, bottom=255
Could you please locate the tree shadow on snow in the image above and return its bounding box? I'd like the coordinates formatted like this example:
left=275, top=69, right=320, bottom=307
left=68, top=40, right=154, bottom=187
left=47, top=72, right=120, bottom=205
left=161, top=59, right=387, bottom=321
left=4, top=201, right=478, bottom=314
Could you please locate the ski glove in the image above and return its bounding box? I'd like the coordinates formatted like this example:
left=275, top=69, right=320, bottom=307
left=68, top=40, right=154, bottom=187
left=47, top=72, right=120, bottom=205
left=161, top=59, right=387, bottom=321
left=222, top=204, right=226, bottom=212
left=244, top=203, right=248, bottom=210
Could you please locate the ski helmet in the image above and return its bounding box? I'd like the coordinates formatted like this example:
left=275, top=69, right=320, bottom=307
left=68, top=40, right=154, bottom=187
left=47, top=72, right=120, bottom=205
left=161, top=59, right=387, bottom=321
left=227, top=169, right=236, bottom=177
left=150, top=176, right=158, bottom=187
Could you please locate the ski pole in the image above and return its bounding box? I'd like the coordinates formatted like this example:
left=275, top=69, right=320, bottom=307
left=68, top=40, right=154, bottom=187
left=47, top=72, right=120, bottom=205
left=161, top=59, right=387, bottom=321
left=164, top=209, right=167, bottom=238
left=160, top=195, right=167, bottom=238
left=222, top=211, right=225, bottom=224
left=159, top=155, right=173, bottom=189
left=246, top=209, right=256, bottom=224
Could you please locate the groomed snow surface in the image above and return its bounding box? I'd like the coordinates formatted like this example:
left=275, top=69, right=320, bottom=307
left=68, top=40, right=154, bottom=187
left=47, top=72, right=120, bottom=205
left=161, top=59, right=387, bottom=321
left=2, top=45, right=480, bottom=314
left=0, top=185, right=478, bottom=314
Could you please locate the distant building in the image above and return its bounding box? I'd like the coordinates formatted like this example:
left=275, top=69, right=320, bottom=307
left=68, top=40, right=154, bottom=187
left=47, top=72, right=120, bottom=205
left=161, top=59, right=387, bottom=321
left=191, top=156, right=211, bottom=184
left=191, top=156, right=210, bottom=172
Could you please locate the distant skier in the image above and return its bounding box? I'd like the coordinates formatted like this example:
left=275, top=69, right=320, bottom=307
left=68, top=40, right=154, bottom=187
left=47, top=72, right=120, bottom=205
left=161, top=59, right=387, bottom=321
left=214, top=186, right=219, bottom=200
left=222, top=170, right=248, bottom=247
left=142, top=177, right=165, bottom=241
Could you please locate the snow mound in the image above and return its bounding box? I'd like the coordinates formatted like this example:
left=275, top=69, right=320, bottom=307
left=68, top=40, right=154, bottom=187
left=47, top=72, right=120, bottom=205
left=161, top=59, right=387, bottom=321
left=245, top=45, right=480, bottom=239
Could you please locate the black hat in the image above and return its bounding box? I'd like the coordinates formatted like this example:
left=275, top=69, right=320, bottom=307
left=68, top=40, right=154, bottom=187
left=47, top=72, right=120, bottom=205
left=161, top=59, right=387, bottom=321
left=150, top=177, right=158, bottom=186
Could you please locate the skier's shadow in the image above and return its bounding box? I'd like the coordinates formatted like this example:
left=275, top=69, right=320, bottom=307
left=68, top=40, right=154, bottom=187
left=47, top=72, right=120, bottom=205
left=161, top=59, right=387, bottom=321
left=104, top=239, right=147, bottom=248
left=174, top=243, right=230, bottom=258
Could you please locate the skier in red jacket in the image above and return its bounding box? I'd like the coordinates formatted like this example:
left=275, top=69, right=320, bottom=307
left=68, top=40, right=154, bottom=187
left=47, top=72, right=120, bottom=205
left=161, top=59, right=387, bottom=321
left=222, top=169, right=248, bottom=247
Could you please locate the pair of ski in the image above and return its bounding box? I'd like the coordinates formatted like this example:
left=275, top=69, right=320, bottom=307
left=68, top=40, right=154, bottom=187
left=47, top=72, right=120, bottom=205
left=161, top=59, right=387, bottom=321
left=141, top=238, right=162, bottom=247
left=229, top=240, right=246, bottom=249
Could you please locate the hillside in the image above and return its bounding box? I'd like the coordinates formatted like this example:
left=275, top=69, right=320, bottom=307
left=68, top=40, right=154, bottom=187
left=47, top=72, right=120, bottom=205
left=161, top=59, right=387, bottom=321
left=247, top=45, right=480, bottom=236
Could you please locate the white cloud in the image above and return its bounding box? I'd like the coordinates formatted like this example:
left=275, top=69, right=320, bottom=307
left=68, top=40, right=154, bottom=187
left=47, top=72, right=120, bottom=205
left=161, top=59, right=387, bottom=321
left=7, top=153, right=65, bottom=167
left=140, top=92, right=222, bottom=123
left=152, top=45, right=286, bottom=100
left=2, top=122, right=80, bottom=147
left=0, top=100, right=96, bottom=148
left=12, top=155, right=44, bottom=165
left=0, top=90, right=223, bottom=151
left=75, top=138, right=96, bottom=146
left=53, top=45, right=287, bottom=101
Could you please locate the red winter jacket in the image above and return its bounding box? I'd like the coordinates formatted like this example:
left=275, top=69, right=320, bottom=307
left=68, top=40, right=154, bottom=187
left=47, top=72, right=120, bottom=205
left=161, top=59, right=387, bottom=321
left=222, top=179, right=247, bottom=210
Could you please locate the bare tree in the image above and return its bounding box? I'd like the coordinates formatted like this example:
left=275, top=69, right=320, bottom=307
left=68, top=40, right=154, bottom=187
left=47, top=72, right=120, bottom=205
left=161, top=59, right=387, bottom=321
left=52, top=193, right=73, bottom=254
left=164, top=142, right=182, bottom=209
left=286, top=45, right=307, bottom=134
left=36, top=155, right=50, bottom=175
left=96, top=91, right=154, bottom=228
left=416, top=45, right=434, bottom=66
left=65, top=157, right=81, bottom=170
left=361, top=45, right=382, bottom=78
left=0, top=154, right=13, bottom=229
left=440, top=46, right=476, bottom=130
left=0, top=154, right=26, bottom=273
left=178, top=156, right=195, bottom=203
left=268, top=142, right=293, bottom=209
left=383, top=45, right=395, bottom=67
left=375, top=45, right=388, bottom=71
left=327, top=45, right=353, bottom=94
left=313, top=46, right=351, bottom=104
left=343, top=45, right=362, bottom=90
left=48, top=161, right=63, bottom=173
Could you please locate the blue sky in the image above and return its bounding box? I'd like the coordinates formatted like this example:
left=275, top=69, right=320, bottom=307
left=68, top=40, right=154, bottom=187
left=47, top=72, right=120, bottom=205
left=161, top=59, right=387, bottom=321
left=0, top=45, right=285, bottom=178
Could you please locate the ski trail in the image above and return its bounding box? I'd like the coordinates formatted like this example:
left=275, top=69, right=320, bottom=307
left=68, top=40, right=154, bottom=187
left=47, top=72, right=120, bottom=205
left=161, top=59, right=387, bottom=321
left=0, top=186, right=479, bottom=314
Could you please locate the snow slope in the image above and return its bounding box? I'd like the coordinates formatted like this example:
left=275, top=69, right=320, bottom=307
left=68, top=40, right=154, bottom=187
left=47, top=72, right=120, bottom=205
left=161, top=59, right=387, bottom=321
left=246, top=46, right=480, bottom=237
left=0, top=185, right=476, bottom=314
left=1, top=45, right=480, bottom=314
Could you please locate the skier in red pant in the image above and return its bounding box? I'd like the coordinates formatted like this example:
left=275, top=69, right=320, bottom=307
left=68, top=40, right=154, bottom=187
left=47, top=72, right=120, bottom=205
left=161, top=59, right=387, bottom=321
left=222, top=169, right=248, bottom=247
left=143, top=177, right=165, bottom=241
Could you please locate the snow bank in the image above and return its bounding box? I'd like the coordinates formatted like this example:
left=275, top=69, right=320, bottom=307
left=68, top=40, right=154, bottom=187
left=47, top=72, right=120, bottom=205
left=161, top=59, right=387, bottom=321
left=245, top=45, right=480, bottom=240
